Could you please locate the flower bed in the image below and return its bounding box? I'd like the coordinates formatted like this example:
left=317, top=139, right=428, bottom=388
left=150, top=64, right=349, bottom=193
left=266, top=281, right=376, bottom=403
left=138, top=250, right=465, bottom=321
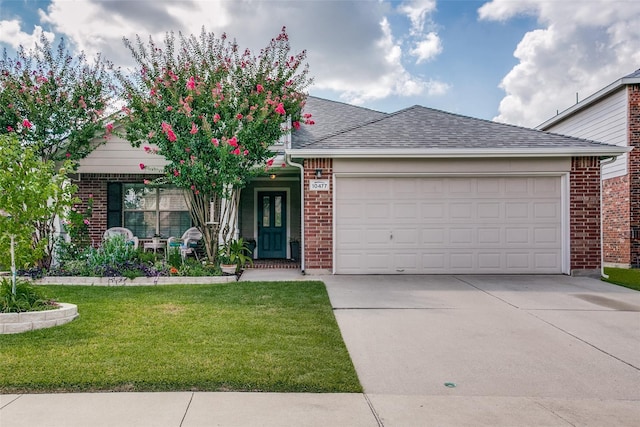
left=0, top=303, right=78, bottom=334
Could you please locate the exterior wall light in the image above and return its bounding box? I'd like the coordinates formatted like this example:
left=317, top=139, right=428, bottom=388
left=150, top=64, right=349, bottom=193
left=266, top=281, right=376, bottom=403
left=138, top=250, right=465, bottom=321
left=315, top=168, right=322, bottom=178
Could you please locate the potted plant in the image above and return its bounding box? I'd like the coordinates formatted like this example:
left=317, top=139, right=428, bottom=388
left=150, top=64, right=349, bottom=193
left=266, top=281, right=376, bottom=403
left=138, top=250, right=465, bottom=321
left=219, top=238, right=254, bottom=274
left=289, top=237, right=300, bottom=261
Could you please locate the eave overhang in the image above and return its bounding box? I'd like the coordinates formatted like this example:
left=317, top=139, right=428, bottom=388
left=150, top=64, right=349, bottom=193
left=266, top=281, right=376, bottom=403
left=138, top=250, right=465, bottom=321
left=286, top=146, right=632, bottom=160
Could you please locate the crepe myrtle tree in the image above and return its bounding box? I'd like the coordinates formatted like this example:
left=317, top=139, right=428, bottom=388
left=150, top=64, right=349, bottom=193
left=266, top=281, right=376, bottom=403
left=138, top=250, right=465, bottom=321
left=116, top=27, right=313, bottom=262
left=0, top=135, right=78, bottom=271
left=0, top=33, right=115, bottom=162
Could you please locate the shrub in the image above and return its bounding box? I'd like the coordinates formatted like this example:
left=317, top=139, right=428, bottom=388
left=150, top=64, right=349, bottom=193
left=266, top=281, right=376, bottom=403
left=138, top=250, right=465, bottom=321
left=0, top=278, right=58, bottom=313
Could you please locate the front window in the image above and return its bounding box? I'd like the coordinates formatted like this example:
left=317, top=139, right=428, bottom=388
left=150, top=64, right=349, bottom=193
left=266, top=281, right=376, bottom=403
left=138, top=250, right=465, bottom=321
left=122, top=184, right=191, bottom=238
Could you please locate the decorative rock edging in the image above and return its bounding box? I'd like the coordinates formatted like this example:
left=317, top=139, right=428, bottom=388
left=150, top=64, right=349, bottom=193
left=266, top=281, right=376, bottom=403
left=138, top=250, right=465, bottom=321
left=34, top=275, right=237, bottom=286
left=0, top=303, right=78, bottom=334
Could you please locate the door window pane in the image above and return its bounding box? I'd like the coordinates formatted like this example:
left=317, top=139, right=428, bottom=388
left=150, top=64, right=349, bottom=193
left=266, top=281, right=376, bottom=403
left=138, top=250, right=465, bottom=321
left=262, top=196, right=270, bottom=227
left=275, top=196, right=282, bottom=227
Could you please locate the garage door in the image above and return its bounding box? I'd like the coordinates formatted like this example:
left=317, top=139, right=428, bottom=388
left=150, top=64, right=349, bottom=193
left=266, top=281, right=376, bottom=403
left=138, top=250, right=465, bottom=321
left=335, top=176, right=563, bottom=274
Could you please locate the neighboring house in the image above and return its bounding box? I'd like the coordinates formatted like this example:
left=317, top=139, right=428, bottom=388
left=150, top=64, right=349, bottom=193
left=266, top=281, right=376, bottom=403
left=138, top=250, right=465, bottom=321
left=76, top=96, right=628, bottom=276
left=538, top=69, right=640, bottom=268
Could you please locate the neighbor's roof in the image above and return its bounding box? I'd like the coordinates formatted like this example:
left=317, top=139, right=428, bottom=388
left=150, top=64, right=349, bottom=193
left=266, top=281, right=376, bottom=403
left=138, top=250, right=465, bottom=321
left=538, top=68, right=640, bottom=130
left=288, top=101, right=629, bottom=159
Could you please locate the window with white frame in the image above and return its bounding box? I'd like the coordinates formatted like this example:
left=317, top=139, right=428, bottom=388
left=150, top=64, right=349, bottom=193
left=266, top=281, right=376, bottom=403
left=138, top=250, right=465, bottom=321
left=122, top=184, right=191, bottom=238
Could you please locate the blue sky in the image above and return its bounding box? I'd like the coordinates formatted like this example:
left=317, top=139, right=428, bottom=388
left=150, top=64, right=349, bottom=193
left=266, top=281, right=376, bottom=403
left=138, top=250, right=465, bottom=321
left=1, top=0, right=639, bottom=127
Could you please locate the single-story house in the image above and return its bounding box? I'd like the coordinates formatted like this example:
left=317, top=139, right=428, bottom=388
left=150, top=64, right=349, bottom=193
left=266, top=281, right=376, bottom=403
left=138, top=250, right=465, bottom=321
left=538, top=69, right=640, bottom=268
left=75, top=96, right=629, bottom=276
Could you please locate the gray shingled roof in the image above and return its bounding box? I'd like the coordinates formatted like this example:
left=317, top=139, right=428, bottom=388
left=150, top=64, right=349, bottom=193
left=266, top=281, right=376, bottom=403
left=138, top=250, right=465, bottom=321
left=625, top=68, right=640, bottom=78
left=292, top=96, right=387, bottom=148
left=293, top=101, right=624, bottom=153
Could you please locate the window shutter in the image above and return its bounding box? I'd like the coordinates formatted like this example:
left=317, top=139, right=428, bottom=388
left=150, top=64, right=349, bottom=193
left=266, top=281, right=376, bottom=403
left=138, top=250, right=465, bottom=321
left=107, top=183, right=122, bottom=228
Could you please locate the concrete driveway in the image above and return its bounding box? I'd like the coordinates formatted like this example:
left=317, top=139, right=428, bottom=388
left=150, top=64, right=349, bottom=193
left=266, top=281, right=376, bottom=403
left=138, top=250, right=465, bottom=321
left=322, top=274, right=640, bottom=426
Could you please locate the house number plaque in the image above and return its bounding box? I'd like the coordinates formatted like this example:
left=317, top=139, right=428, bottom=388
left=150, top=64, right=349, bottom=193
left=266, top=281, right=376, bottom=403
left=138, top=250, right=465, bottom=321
left=309, top=180, right=330, bottom=191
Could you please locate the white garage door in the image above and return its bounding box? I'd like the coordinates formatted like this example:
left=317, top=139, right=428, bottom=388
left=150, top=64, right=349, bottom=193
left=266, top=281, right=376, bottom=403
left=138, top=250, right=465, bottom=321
left=335, top=176, right=563, bottom=274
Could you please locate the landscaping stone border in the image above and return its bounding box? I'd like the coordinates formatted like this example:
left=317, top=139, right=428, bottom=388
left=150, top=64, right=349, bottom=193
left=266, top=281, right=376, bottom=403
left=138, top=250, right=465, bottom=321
left=0, top=303, right=78, bottom=334
left=34, top=275, right=237, bottom=286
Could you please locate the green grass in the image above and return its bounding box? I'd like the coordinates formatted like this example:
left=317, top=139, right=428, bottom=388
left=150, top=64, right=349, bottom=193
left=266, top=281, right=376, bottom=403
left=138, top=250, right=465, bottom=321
left=0, top=281, right=362, bottom=393
left=603, top=267, right=640, bottom=291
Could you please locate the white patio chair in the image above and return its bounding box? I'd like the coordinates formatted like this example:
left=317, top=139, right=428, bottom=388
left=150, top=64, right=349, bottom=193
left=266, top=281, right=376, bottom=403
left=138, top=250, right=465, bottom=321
left=167, top=227, right=203, bottom=260
left=103, top=227, right=139, bottom=250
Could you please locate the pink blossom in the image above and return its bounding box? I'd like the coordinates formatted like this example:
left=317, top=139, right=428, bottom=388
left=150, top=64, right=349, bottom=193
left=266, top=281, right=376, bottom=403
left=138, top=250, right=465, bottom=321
left=148, top=131, right=156, bottom=138
left=256, top=84, right=264, bottom=93
left=105, top=123, right=114, bottom=133
left=180, top=160, right=185, bottom=164
left=228, top=136, right=239, bottom=147
left=190, top=122, right=198, bottom=134
left=144, top=146, right=151, bottom=152
left=275, top=103, right=286, bottom=115
left=211, top=138, right=219, bottom=146
left=191, top=185, right=196, bottom=190
left=232, top=148, right=241, bottom=155
left=173, top=169, right=180, bottom=177
left=292, top=121, right=300, bottom=130
left=236, top=113, right=243, bottom=120
left=281, top=162, right=286, bottom=168
left=88, top=194, right=93, bottom=198
left=186, top=76, right=196, bottom=90
left=6, top=126, right=13, bottom=132
left=243, top=149, right=249, bottom=155
left=66, top=152, right=71, bottom=158
left=213, top=113, right=221, bottom=123
left=139, top=163, right=145, bottom=170
left=143, top=179, right=151, bottom=185
left=267, top=158, right=274, bottom=167
left=22, top=119, right=32, bottom=129
left=83, top=219, right=90, bottom=225
left=306, top=119, right=315, bottom=125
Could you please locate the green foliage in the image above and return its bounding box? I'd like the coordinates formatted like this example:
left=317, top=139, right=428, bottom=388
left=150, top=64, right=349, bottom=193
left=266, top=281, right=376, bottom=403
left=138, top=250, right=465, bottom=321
left=0, top=135, right=78, bottom=269
left=0, top=33, right=115, bottom=162
left=0, top=278, right=57, bottom=313
left=56, top=194, right=94, bottom=264
left=219, top=238, right=254, bottom=272
left=116, top=27, right=313, bottom=261
left=85, top=235, right=137, bottom=268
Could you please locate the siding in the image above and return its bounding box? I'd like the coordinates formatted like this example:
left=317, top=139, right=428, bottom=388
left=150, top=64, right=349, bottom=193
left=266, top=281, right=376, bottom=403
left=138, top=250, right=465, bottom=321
left=78, top=135, right=168, bottom=174
left=544, top=89, right=628, bottom=179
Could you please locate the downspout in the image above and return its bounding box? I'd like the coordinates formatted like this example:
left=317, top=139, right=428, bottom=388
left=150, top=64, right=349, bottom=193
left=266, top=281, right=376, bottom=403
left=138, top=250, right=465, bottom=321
left=600, top=156, right=617, bottom=279
left=286, top=153, right=305, bottom=274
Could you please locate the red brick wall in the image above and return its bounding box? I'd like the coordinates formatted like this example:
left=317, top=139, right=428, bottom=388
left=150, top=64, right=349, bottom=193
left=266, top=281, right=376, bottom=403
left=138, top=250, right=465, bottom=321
left=570, top=157, right=602, bottom=272
left=303, top=159, right=333, bottom=271
left=602, top=175, right=630, bottom=265
left=628, top=84, right=640, bottom=267
left=74, top=173, right=155, bottom=247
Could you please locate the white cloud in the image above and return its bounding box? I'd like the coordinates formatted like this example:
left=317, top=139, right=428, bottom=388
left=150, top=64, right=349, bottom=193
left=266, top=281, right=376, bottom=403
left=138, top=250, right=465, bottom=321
left=20, top=0, right=447, bottom=107
left=399, top=0, right=436, bottom=34
left=479, top=0, right=640, bottom=127
left=0, top=20, right=54, bottom=51
left=411, top=32, right=442, bottom=64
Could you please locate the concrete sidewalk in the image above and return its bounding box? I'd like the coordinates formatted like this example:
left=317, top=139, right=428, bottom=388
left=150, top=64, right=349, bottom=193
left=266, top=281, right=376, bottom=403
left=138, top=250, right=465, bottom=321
left=2, top=272, right=640, bottom=426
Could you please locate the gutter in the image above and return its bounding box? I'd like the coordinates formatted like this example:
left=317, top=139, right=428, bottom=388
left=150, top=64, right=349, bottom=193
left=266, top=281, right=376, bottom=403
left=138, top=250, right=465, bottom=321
left=600, top=156, right=618, bottom=279
left=285, top=153, right=305, bottom=274
left=285, top=147, right=631, bottom=159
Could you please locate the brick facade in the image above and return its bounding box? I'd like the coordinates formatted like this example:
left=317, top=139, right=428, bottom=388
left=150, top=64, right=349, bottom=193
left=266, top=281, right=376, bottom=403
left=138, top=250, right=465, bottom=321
left=74, top=173, right=154, bottom=247
left=628, top=84, right=640, bottom=267
left=602, top=175, right=630, bottom=265
left=303, top=159, right=333, bottom=272
left=570, top=157, right=602, bottom=273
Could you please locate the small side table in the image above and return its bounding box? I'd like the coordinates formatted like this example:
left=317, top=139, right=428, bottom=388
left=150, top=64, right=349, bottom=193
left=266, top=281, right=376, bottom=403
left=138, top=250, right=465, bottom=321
left=143, top=240, right=165, bottom=254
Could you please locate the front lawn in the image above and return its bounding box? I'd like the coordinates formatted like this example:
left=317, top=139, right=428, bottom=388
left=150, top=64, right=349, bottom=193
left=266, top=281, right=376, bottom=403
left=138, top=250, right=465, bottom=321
left=603, top=267, right=640, bottom=291
left=0, top=281, right=361, bottom=393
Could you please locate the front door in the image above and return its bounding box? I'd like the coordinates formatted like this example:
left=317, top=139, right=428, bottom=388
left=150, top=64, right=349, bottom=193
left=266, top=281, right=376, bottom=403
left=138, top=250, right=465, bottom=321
left=257, top=191, right=287, bottom=258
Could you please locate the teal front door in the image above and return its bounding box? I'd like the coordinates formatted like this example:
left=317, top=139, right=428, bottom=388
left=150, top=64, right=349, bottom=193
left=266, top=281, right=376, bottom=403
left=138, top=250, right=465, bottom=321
left=257, top=191, right=287, bottom=258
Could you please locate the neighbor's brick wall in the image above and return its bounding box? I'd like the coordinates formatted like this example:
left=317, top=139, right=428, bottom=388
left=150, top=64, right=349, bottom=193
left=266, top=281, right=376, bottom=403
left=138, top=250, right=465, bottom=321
left=570, top=157, right=602, bottom=272
left=303, top=159, right=333, bottom=271
left=628, top=84, right=640, bottom=267
left=74, top=173, right=154, bottom=247
left=602, top=175, right=630, bottom=265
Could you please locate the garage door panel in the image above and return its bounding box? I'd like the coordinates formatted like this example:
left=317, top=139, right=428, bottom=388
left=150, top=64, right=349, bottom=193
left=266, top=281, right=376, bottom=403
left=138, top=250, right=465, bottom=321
left=336, top=176, right=562, bottom=274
